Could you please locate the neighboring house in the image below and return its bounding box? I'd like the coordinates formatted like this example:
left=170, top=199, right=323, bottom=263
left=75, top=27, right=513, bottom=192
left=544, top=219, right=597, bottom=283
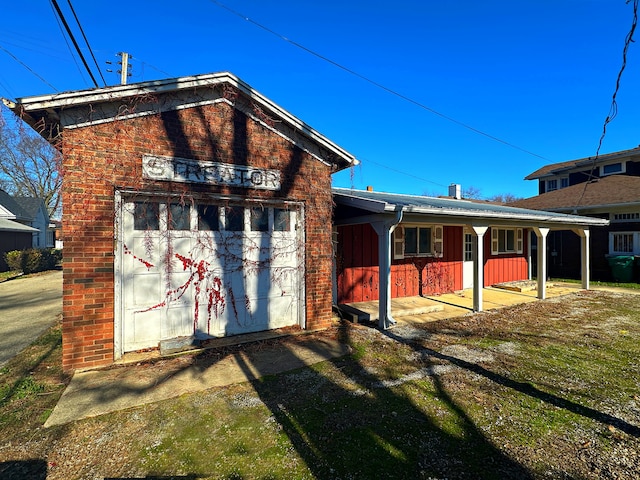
left=510, top=146, right=640, bottom=281
left=0, top=189, right=53, bottom=249
left=333, top=188, right=607, bottom=329
left=0, top=217, right=38, bottom=271
left=7, top=72, right=357, bottom=371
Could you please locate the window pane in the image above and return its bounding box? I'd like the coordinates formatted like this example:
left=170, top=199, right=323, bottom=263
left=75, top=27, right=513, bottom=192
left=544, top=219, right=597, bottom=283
left=134, top=202, right=159, bottom=231
left=498, top=231, right=506, bottom=252
left=169, top=203, right=190, bottom=230
left=603, top=163, right=622, bottom=175
left=274, top=208, right=291, bottom=232
left=404, top=227, right=417, bottom=255
left=250, top=207, right=269, bottom=232
left=197, top=205, right=219, bottom=231
left=464, top=234, right=473, bottom=261
left=614, top=234, right=633, bottom=252
left=225, top=206, right=244, bottom=232
left=506, top=230, right=515, bottom=251
left=418, top=227, right=431, bottom=254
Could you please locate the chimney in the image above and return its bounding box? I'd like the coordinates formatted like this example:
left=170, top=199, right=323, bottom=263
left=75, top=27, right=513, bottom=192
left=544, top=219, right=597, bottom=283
left=448, top=183, right=461, bottom=199
left=366, top=185, right=373, bottom=192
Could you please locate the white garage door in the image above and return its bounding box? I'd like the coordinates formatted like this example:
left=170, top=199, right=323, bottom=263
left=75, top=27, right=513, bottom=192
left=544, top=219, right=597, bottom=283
left=118, top=197, right=303, bottom=353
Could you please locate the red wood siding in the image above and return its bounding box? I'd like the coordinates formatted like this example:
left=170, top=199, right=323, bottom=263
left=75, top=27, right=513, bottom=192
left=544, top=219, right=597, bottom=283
left=483, top=229, right=529, bottom=285
left=336, top=224, right=463, bottom=303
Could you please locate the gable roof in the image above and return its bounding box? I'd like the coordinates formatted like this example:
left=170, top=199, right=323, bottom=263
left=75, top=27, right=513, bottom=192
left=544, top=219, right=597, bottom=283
left=4, top=72, right=358, bottom=172
left=509, top=175, right=640, bottom=212
left=333, top=188, right=608, bottom=228
left=13, top=196, right=46, bottom=220
left=525, top=146, right=640, bottom=180
left=0, top=189, right=30, bottom=221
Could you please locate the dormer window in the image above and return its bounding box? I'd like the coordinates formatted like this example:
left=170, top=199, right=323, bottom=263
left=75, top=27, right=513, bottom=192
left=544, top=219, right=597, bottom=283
left=546, top=179, right=558, bottom=192
left=601, top=162, right=624, bottom=176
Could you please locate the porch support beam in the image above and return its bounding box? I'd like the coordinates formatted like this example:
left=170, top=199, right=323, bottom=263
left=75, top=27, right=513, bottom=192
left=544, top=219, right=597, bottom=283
left=371, top=208, right=404, bottom=330
left=471, top=225, right=489, bottom=312
left=573, top=228, right=591, bottom=290
left=532, top=227, right=550, bottom=299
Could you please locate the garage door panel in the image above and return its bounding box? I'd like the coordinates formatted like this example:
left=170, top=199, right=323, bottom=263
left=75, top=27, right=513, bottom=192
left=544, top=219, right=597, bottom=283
left=125, top=309, right=162, bottom=350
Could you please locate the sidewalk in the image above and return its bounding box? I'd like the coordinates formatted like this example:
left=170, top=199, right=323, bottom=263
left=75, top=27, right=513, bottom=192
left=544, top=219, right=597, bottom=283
left=45, top=333, right=351, bottom=427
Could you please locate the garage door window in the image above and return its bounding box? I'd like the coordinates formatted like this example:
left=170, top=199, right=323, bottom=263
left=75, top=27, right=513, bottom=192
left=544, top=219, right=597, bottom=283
left=250, top=207, right=269, bottom=232
left=197, top=205, right=219, bottom=231
left=133, top=202, right=159, bottom=231
left=274, top=208, right=291, bottom=232
left=169, top=203, right=191, bottom=230
left=225, top=206, right=245, bottom=232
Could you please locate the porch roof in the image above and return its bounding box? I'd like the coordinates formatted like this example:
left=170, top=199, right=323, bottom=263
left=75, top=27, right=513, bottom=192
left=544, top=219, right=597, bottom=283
left=333, top=187, right=609, bottom=229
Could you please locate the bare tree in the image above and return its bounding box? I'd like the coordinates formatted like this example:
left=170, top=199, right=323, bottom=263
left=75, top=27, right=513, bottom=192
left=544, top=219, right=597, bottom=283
left=463, top=185, right=483, bottom=199
left=489, top=193, right=522, bottom=204
left=0, top=105, right=61, bottom=218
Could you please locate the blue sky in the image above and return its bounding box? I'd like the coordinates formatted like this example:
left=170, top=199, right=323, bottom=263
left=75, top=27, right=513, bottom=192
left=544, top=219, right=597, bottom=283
left=1, top=1, right=639, bottom=200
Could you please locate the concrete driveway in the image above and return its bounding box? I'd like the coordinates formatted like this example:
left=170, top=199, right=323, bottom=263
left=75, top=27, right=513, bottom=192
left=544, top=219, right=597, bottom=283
left=0, top=270, right=62, bottom=366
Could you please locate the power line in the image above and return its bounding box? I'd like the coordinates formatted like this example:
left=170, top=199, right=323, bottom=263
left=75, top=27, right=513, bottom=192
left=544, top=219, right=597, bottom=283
left=49, top=0, right=100, bottom=88
left=208, top=0, right=548, bottom=162
left=0, top=44, right=58, bottom=92
left=49, top=0, right=88, bottom=88
left=65, top=0, right=106, bottom=86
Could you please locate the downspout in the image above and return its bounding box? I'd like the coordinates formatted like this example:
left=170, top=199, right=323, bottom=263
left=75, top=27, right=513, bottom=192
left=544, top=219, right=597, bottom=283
left=372, top=207, right=404, bottom=330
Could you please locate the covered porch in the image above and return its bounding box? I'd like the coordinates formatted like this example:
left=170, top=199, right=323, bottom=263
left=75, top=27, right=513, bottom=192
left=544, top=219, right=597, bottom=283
left=333, top=188, right=609, bottom=330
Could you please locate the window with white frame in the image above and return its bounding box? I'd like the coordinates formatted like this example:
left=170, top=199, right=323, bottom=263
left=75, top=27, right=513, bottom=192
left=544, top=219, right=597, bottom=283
left=393, top=224, right=443, bottom=259
left=560, top=177, right=569, bottom=188
left=546, top=179, right=558, bottom=192
left=491, top=228, right=523, bottom=255
left=601, top=162, right=625, bottom=176
left=612, top=212, right=640, bottom=223
left=610, top=232, right=639, bottom=254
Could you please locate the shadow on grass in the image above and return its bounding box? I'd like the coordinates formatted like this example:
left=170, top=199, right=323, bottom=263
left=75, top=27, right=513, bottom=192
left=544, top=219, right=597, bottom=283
left=234, top=324, right=534, bottom=479
left=389, top=334, right=640, bottom=438
left=0, top=459, right=47, bottom=479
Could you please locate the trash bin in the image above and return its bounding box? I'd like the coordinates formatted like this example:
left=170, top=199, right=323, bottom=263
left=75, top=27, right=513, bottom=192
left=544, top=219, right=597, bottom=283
left=606, top=255, right=635, bottom=282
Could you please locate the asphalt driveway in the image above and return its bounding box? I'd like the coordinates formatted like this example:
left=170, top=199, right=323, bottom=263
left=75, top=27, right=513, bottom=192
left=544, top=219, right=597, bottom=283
left=0, top=270, right=62, bottom=366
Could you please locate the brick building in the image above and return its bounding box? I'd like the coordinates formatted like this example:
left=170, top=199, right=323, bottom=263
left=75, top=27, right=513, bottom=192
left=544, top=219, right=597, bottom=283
left=9, top=72, right=356, bottom=371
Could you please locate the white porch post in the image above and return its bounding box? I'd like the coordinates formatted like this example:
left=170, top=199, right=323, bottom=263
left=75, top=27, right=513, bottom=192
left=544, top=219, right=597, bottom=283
left=532, top=227, right=550, bottom=299
left=573, top=228, right=591, bottom=290
left=371, top=209, right=403, bottom=330
left=472, top=226, right=488, bottom=312
left=527, top=229, right=533, bottom=280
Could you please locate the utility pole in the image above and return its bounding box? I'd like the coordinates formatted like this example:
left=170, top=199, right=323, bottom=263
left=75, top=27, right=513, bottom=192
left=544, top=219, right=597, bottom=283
left=106, top=52, right=132, bottom=85
left=118, top=52, right=130, bottom=85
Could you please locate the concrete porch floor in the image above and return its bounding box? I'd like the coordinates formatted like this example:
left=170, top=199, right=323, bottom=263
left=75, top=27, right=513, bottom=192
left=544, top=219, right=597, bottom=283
left=341, top=283, right=583, bottom=325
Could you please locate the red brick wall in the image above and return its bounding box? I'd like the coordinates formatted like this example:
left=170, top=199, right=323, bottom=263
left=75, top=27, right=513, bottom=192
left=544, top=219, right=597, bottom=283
left=60, top=98, right=334, bottom=371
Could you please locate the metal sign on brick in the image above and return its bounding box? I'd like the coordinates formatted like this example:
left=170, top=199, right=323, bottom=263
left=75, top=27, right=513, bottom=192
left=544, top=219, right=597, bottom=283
left=142, top=154, right=281, bottom=191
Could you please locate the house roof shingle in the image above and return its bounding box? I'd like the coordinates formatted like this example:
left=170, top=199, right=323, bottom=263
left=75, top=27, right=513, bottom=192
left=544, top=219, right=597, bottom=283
left=0, top=189, right=30, bottom=221
left=509, top=175, right=640, bottom=212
